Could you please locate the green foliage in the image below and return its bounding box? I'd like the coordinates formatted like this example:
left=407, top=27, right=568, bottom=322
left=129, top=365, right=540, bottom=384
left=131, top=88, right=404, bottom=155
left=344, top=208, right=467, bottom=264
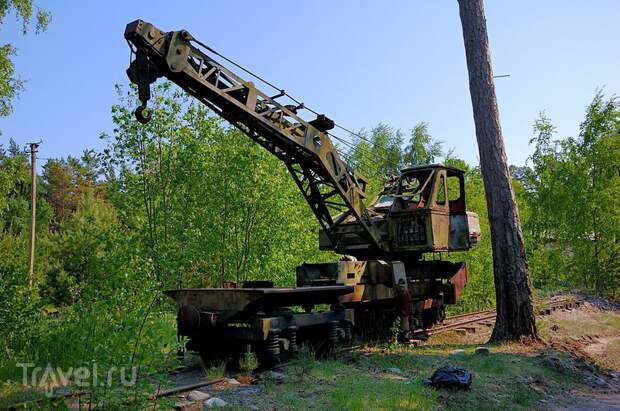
left=203, top=361, right=226, bottom=381
left=348, top=122, right=443, bottom=200
left=101, top=83, right=328, bottom=288
left=43, top=191, right=127, bottom=304
left=0, top=44, right=21, bottom=118
left=525, top=92, right=620, bottom=297
left=0, top=0, right=51, bottom=33
left=349, top=123, right=405, bottom=199
left=404, top=122, right=443, bottom=166
left=448, top=167, right=496, bottom=312
left=239, top=346, right=258, bottom=375
left=0, top=121, right=175, bottom=407
left=0, top=0, right=50, bottom=120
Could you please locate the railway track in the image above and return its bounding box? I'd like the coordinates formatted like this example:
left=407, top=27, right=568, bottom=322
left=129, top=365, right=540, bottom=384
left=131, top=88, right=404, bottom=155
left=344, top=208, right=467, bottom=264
left=417, top=295, right=581, bottom=338
left=424, top=309, right=497, bottom=336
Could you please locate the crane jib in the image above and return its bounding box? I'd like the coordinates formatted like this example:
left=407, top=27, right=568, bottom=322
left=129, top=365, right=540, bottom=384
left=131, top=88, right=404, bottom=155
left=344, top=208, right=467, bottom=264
left=123, top=20, right=383, bottom=250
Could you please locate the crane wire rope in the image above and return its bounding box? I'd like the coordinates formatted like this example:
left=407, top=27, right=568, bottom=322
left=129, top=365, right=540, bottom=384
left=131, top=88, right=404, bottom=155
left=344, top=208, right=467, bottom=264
left=128, top=35, right=399, bottom=180
left=190, top=38, right=404, bottom=174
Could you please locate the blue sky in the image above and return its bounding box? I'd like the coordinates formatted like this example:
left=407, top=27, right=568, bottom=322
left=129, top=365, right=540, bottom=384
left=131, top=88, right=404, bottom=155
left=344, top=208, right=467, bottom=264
left=1, top=1, right=619, bottom=166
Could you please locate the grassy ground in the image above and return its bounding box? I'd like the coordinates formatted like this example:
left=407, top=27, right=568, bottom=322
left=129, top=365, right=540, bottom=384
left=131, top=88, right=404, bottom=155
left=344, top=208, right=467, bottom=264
left=201, top=299, right=620, bottom=410
left=539, top=307, right=620, bottom=371
left=3, top=298, right=618, bottom=410
left=207, top=343, right=588, bottom=411
left=0, top=308, right=178, bottom=410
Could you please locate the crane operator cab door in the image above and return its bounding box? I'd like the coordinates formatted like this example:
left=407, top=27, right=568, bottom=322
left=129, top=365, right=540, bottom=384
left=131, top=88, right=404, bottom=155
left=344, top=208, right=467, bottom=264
left=445, top=168, right=477, bottom=250
left=388, top=165, right=477, bottom=253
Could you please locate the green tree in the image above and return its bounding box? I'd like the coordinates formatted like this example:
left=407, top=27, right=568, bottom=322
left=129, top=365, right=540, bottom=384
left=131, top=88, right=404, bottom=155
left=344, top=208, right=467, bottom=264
left=452, top=166, right=496, bottom=311
left=101, top=83, right=329, bottom=289
left=41, top=188, right=131, bottom=305
left=0, top=140, right=53, bottom=364
left=369, top=123, right=405, bottom=176
left=42, top=152, right=105, bottom=227
left=526, top=92, right=620, bottom=297
left=404, top=122, right=443, bottom=166
left=348, top=123, right=406, bottom=202
left=0, top=0, right=51, bottom=120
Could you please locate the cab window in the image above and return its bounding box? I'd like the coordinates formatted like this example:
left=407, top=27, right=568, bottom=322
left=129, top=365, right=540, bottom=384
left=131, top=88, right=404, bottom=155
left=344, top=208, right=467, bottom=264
left=436, top=175, right=446, bottom=205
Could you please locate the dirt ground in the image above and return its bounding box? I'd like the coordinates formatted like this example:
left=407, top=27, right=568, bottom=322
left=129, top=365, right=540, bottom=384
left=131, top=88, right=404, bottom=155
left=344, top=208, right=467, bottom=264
left=435, top=296, right=620, bottom=372
left=540, top=297, right=620, bottom=410
left=424, top=296, right=620, bottom=410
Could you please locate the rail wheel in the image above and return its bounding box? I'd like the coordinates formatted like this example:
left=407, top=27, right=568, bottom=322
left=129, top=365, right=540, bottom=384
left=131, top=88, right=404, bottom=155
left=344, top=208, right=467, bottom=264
left=198, top=347, right=219, bottom=367
left=354, top=307, right=397, bottom=341
left=421, top=303, right=446, bottom=329
left=438, top=304, right=446, bottom=323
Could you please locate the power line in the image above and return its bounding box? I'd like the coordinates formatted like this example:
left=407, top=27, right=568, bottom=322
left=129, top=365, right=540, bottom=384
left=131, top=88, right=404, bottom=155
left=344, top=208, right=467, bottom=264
left=33, top=143, right=387, bottom=190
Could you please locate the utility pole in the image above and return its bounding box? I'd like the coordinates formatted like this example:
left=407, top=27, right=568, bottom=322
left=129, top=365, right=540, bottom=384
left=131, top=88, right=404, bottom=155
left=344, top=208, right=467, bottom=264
left=457, top=0, right=537, bottom=341
left=28, top=142, right=40, bottom=287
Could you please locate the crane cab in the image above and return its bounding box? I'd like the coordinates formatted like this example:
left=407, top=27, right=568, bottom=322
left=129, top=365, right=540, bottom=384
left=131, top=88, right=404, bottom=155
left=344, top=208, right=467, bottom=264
left=320, top=164, right=480, bottom=258
left=384, top=164, right=480, bottom=253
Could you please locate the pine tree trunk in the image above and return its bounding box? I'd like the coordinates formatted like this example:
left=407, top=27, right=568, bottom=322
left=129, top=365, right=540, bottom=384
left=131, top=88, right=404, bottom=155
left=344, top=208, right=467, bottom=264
left=457, top=0, right=538, bottom=341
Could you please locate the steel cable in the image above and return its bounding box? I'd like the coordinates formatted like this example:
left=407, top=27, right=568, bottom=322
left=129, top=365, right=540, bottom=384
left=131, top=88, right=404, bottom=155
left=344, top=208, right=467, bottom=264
left=189, top=38, right=405, bottom=173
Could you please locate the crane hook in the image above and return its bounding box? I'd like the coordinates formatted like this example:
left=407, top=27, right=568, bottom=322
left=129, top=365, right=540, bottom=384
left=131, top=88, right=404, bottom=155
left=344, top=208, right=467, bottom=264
left=134, top=100, right=152, bottom=124
left=126, top=48, right=159, bottom=124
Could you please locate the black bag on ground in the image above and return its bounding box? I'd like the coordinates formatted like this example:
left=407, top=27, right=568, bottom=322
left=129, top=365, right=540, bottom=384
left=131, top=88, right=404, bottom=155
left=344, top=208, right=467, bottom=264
left=428, top=364, right=472, bottom=389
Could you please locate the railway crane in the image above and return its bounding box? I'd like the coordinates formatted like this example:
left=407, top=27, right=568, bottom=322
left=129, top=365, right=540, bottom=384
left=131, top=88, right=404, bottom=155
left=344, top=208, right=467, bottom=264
left=124, top=20, right=481, bottom=364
